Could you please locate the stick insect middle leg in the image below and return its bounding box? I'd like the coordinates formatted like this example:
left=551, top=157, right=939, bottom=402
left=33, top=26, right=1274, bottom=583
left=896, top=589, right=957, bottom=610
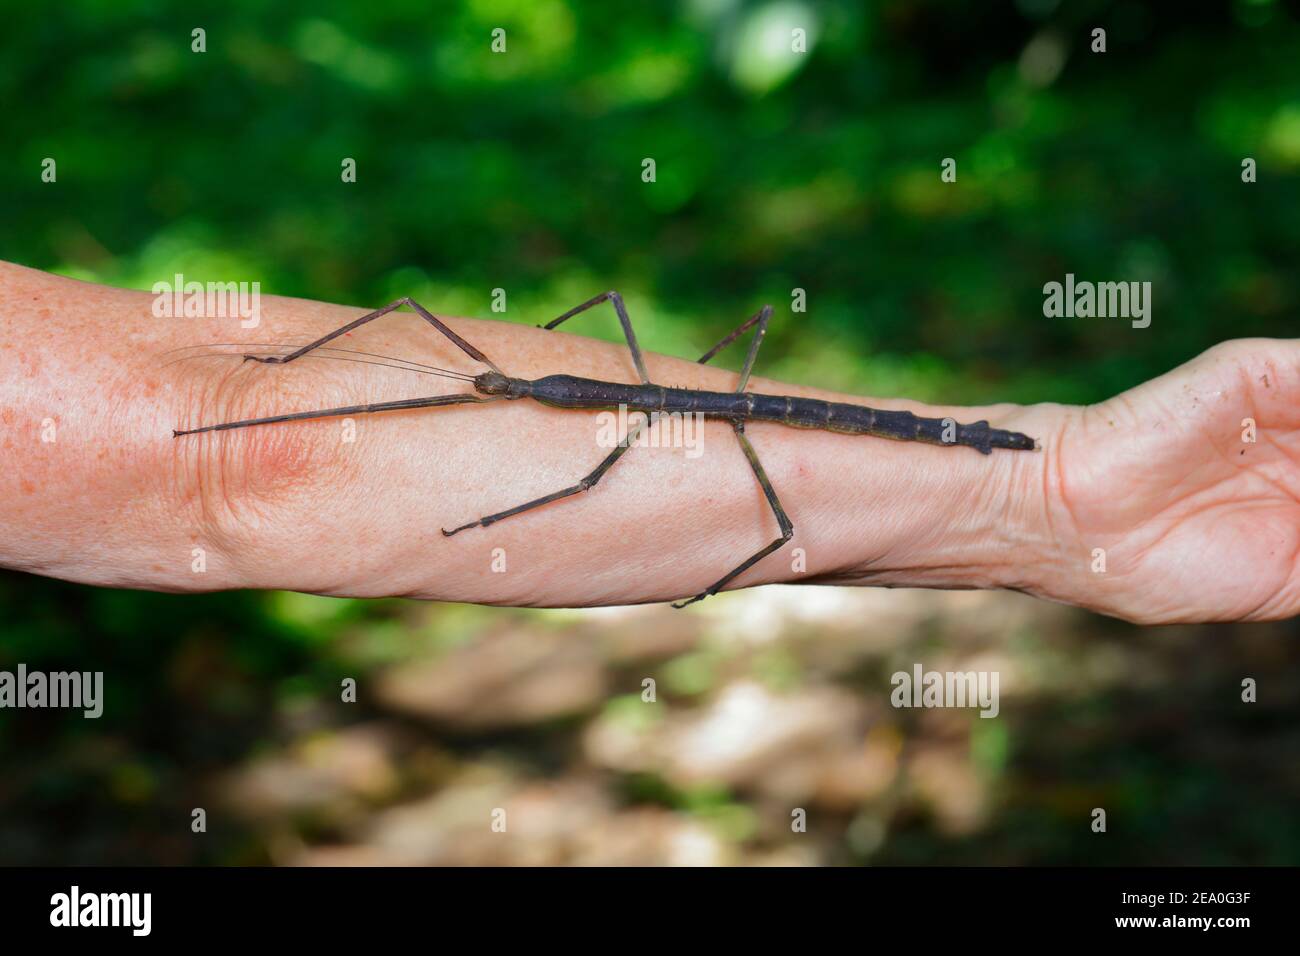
left=440, top=301, right=772, bottom=538
left=441, top=289, right=662, bottom=536
left=541, top=290, right=651, bottom=384
left=441, top=413, right=656, bottom=536
left=697, top=304, right=772, bottom=391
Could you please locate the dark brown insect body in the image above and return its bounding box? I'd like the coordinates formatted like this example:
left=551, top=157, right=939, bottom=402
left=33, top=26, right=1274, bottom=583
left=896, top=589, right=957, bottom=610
left=483, top=372, right=1035, bottom=454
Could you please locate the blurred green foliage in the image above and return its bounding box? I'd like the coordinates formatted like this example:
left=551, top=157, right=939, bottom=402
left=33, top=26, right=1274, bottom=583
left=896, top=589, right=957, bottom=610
left=1, top=0, right=1297, bottom=864
left=4, top=0, right=1297, bottom=401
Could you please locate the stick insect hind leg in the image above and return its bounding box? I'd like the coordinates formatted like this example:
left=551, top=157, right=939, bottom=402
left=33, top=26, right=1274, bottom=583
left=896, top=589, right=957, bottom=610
left=672, top=421, right=793, bottom=608
left=671, top=304, right=795, bottom=608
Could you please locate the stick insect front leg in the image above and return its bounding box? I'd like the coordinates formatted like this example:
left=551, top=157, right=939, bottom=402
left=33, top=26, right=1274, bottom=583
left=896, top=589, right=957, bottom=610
left=173, top=297, right=505, bottom=436
left=245, top=297, right=504, bottom=375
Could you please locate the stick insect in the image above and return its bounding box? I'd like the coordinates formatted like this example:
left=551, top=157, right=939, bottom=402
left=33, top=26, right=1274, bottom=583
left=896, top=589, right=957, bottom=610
left=172, top=292, right=1038, bottom=607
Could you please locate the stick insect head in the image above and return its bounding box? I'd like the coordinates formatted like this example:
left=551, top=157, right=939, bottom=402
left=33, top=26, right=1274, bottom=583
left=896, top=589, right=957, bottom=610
left=473, top=370, right=513, bottom=396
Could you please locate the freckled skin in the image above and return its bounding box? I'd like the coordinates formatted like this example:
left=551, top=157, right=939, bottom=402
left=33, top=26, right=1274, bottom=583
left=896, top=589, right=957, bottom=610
left=0, top=259, right=1298, bottom=621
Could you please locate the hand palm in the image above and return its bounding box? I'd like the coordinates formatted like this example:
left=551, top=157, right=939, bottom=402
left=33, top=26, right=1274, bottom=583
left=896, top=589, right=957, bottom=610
left=1058, top=340, right=1300, bottom=623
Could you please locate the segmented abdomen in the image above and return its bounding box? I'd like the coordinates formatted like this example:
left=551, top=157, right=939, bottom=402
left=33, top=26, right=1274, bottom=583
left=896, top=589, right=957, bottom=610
left=526, top=376, right=1036, bottom=454
left=748, top=394, right=1035, bottom=454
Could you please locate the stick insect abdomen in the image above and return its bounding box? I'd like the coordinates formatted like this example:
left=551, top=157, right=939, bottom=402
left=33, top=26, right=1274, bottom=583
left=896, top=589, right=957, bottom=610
left=526, top=375, right=1034, bottom=453
left=664, top=386, right=750, bottom=417
left=746, top=395, right=1035, bottom=454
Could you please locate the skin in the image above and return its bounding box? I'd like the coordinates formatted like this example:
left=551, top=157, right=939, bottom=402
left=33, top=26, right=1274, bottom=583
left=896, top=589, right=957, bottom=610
left=0, top=260, right=1296, bottom=623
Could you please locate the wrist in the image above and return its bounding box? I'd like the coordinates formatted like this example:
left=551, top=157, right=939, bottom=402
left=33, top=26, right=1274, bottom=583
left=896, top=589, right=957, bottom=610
left=826, top=401, right=1072, bottom=598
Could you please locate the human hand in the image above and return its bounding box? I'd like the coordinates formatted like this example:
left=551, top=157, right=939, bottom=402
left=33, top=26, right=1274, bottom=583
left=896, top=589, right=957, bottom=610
left=1031, top=339, right=1299, bottom=623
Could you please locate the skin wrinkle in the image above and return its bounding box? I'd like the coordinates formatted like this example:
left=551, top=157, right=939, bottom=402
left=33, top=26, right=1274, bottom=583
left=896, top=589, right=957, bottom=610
left=1245, top=510, right=1300, bottom=617
left=1143, top=504, right=1286, bottom=622
left=942, top=433, right=1018, bottom=577
left=168, top=368, right=244, bottom=578
left=1231, top=355, right=1300, bottom=495
left=170, top=338, right=472, bottom=589
left=1227, top=501, right=1300, bottom=617
left=964, top=439, right=1019, bottom=581
left=1009, top=426, right=1060, bottom=585
left=1008, top=403, right=1060, bottom=590
left=1282, top=542, right=1300, bottom=616
left=1098, top=477, right=1246, bottom=619
left=172, top=358, right=322, bottom=569
left=1029, top=408, right=1144, bottom=616
left=1041, top=408, right=1077, bottom=579
left=1263, top=434, right=1300, bottom=493
left=1220, top=428, right=1298, bottom=509
left=922, top=466, right=995, bottom=577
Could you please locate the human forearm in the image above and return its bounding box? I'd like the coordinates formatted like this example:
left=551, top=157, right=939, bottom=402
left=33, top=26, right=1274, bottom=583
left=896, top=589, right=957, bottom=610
left=1, top=261, right=1065, bottom=607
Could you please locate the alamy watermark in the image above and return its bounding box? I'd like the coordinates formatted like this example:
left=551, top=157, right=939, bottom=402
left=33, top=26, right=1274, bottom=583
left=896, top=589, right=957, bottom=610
left=151, top=272, right=261, bottom=328
left=596, top=406, right=705, bottom=459
left=50, top=886, right=150, bottom=936
left=0, top=664, right=103, bottom=718
left=1043, top=273, right=1151, bottom=328
left=890, top=663, right=999, bottom=718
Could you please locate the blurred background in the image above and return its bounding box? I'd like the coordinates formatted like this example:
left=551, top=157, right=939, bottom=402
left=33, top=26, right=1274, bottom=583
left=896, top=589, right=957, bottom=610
left=1, top=0, right=1298, bottom=864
